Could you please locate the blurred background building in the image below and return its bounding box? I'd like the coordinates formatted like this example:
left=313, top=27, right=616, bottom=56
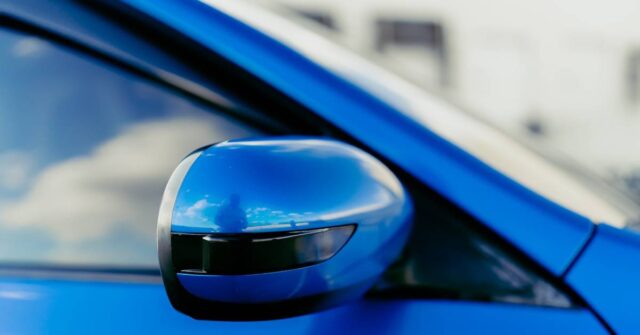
left=249, top=0, right=640, bottom=204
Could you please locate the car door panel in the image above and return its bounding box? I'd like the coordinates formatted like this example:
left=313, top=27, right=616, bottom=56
left=0, top=277, right=608, bottom=335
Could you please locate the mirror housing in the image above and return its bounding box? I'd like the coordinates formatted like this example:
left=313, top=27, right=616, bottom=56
left=158, top=137, right=412, bottom=320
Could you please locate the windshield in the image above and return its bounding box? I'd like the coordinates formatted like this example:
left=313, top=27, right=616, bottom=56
left=209, top=0, right=640, bottom=228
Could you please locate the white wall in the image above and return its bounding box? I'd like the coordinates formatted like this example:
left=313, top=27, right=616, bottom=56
left=250, top=0, right=640, bottom=182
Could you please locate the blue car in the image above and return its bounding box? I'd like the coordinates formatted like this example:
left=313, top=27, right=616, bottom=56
left=0, top=0, right=638, bottom=334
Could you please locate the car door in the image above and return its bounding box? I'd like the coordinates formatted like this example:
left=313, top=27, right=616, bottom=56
left=0, top=2, right=609, bottom=334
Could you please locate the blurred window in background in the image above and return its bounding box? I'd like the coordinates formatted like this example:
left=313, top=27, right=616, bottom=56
left=291, top=8, right=336, bottom=30
left=376, top=19, right=448, bottom=88
left=626, top=48, right=640, bottom=105
left=0, top=28, right=261, bottom=267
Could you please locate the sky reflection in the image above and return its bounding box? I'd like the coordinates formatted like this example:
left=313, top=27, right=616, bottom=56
left=0, top=28, right=259, bottom=267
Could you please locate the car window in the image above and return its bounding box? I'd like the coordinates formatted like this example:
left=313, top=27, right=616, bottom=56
left=0, top=28, right=262, bottom=268
left=374, top=185, right=574, bottom=307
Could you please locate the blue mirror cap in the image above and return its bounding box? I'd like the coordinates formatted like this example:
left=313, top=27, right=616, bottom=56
left=157, top=137, right=413, bottom=320
left=168, top=137, right=408, bottom=234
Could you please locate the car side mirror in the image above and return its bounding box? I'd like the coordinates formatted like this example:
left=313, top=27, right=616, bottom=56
left=158, top=137, right=412, bottom=320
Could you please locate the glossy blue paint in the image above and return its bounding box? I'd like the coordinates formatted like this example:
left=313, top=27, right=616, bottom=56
left=0, top=277, right=609, bottom=335
left=566, top=224, right=640, bottom=334
left=172, top=138, right=409, bottom=234
left=0, top=1, right=624, bottom=332
left=162, top=137, right=412, bottom=305
left=123, top=0, right=594, bottom=276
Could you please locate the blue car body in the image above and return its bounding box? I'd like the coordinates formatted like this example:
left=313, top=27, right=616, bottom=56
left=0, top=0, right=637, bottom=334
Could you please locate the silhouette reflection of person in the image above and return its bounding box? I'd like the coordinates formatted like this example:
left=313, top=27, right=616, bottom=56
left=215, top=194, right=248, bottom=232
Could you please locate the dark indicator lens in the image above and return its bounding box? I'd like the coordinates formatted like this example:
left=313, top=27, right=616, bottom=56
left=172, top=225, right=355, bottom=275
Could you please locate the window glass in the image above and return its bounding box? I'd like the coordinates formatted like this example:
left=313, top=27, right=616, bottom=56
left=0, top=29, right=261, bottom=268
left=374, top=187, right=574, bottom=307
